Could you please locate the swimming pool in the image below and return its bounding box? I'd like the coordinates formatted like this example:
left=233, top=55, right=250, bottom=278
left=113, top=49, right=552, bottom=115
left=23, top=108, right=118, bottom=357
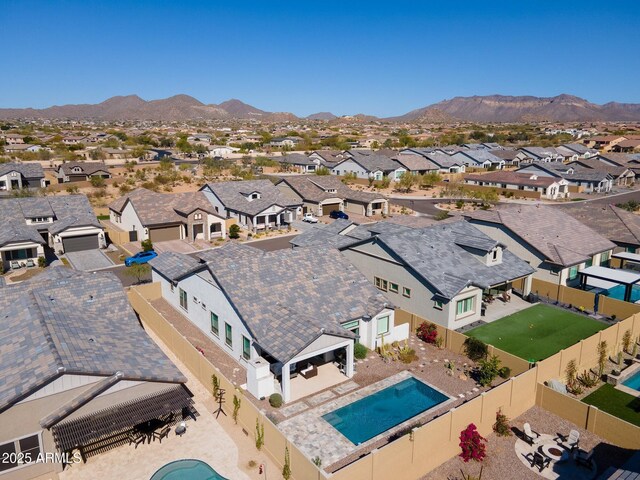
left=322, top=377, right=450, bottom=445
left=150, top=459, right=227, bottom=480
left=605, top=284, right=640, bottom=303
left=622, top=370, right=640, bottom=391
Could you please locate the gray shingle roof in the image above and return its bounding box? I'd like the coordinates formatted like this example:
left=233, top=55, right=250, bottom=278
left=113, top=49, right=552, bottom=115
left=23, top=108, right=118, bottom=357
left=278, top=175, right=386, bottom=204
left=157, top=244, right=390, bottom=363
left=277, top=153, right=317, bottom=166
left=0, top=268, right=185, bottom=414
left=373, top=221, right=535, bottom=299
left=464, top=204, right=616, bottom=266
left=202, top=180, right=301, bottom=216
left=336, top=151, right=400, bottom=173
left=0, top=222, right=45, bottom=247
left=0, top=162, right=44, bottom=179
left=148, top=251, right=203, bottom=281
left=58, top=162, right=110, bottom=176
left=557, top=203, right=640, bottom=248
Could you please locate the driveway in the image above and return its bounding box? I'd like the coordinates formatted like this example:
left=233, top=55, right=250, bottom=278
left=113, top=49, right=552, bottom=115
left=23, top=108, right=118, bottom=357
left=65, top=249, right=114, bottom=271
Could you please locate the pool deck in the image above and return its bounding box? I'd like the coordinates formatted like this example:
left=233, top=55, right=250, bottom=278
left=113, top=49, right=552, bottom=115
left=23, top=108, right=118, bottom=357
left=278, top=371, right=456, bottom=469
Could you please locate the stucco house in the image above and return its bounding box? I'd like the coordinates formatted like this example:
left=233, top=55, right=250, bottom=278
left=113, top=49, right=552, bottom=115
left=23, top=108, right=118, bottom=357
left=398, top=149, right=466, bottom=173
left=516, top=163, right=614, bottom=193
left=199, top=180, right=302, bottom=232
left=276, top=175, right=388, bottom=217
left=0, top=162, right=46, bottom=194
left=0, top=195, right=106, bottom=269
left=464, top=205, right=616, bottom=288
left=56, top=162, right=111, bottom=183
left=463, top=171, right=570, bottom=200
left=109, top=188, right=226, bottom=243
left=276, top=153, right=320, bottom=173
left=331, top=151, right=405, bottom=180
left=149, top=244, right=404, bottom=403
left=0, top=268, right=193, bottom=480
left=451, top=150, right=505, bottom=169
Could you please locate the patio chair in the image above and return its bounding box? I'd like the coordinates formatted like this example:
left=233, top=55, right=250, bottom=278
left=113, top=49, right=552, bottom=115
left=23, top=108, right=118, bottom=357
left=26, top=258, right=35, bottom=268
left=527, top=451, right=551, bottom=472
left=152, top=425, right=171, bottom=443
left=128, top=431, right=146, bottom=448
left=10, top=261, right=20, bottom=270
left=558, top=429, right=580, bottom=452
left=575, top=448, right=594, bottom=469
left=523, top=423, right=541, bottom=445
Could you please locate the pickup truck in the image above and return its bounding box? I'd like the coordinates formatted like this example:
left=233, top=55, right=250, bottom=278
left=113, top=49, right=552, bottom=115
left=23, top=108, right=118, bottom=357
left=302, top=213, right=319, bottom=223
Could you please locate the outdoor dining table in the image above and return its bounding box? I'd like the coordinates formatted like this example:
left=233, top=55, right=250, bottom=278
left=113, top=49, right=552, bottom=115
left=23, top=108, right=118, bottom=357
left=134, top=418, right=164, bottom=443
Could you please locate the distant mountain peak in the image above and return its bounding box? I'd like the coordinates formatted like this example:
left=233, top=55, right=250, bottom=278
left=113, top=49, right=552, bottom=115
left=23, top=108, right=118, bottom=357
left=306, top=112, right=337, bottom=120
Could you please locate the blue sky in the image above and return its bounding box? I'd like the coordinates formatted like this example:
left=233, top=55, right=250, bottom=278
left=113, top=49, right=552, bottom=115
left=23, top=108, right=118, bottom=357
left=1, top=0, right=639, bottom=117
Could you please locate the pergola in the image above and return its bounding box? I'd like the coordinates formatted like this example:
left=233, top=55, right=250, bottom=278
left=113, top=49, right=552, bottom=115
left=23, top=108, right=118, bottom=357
left=579, top=265, right=640, bottom=303
left=612, top=251, right=640, bottom=270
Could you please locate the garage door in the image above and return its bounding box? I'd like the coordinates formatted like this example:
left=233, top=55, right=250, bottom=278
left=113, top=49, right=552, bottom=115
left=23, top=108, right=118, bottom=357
left=321, top=203, right=341, bottom=216
left=149, top=225, right=181, bottom=242
left=62, top=234, right=99, bottom=252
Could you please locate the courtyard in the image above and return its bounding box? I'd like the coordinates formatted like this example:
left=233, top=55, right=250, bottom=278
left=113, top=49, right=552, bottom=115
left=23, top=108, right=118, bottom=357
left=466, top=304, right=608, bottom=362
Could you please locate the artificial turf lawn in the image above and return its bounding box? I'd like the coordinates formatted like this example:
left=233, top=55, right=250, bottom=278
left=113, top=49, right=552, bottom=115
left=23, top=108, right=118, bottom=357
left=467, top=304, right=607, bottom=361
left=582, top=384, right=640, bottom=427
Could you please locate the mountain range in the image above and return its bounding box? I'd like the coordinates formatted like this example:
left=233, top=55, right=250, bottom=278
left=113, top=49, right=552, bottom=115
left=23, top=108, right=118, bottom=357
left=1, top=94, right=639, bottom=123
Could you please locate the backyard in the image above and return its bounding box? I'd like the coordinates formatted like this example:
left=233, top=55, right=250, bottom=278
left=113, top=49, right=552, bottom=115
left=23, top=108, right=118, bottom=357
left=582, top=384, right=640, bottom=427
left=467, top=304, right=608, bottom=362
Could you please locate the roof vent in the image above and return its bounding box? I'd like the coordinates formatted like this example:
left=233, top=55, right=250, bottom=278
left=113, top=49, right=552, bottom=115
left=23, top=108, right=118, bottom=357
left=115, top=371, right=124, bottom=379
left=88, top=337, right=95, bottom=343
left=88, top=294, right=94, bottom=302
left=57, top=366, right=66, bottom=373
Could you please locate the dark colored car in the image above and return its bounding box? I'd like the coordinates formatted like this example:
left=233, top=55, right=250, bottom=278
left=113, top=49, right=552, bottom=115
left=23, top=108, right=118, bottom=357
left=125, top=250, right=158, bottom=267
left=329, top=210, right=349, bottom=220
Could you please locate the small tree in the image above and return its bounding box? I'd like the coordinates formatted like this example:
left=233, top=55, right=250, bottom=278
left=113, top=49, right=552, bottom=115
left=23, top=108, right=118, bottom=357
left=315, top=166, right=330, bottom=176
left=123, top=263, right=150, bottom=284
left=597, top=340, right=608, bottom=377
left=464, top=337, right=488, bottom=361
left=211, top=374, right=220, bottom=401
left=282, top=446, right=292, bottom=480
left=255, top=418, right=264, bottom=451
left=90, top=175, right=106, bottom=188
left=476, top=355, right=501, bottom=387
left=492, top=409, right=512, bottom=437
left=622, top=329, right=632, bottom=354
left=232, top=394, right=241, bottom=425
left=37, top=256, right=46, bottom=268
left=229, top=224, right=241, bottom=239
left=459, top=424, right=486, bottom=462
left=397, top=172, right=418, bottom=193
left=141, top=238, right=153, bottom=252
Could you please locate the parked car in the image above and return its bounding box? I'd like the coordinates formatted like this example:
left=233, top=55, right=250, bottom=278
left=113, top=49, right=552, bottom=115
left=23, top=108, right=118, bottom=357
left=329, top=210, right=349, bottom=220
left=125, top=250, right=158, bottom=266
left=302, top=213, right=319, bottom=223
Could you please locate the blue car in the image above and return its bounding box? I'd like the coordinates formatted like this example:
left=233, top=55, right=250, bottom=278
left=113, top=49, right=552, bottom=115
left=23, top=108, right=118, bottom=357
left=125, top=250, right=158, bottom=267
left=329, top=210, right=349, bottom=220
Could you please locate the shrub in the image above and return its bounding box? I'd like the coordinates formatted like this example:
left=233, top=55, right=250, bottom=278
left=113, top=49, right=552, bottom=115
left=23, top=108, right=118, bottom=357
left=623, top=329, right=632, bottom=353
left=90, top=175, right=105, bottom=188
left=255, top=418, right=264, bottom=450
left=269, top=393, right=283, bottom=408
left=399, top=347, right=418, bottom=364
left=232, top=394, right=241, bottom=425
left=37, top=256, right=46, bottom=268
left=464, top=337, right=488, bottom=362
left=141, top=238, right=153, bottom=252
left=498, top=366, right=511, bottom=379
left=476, top=355, right=501, bottom=387
left=229, top=224, right=241, bottom=239
left=456, top=199, right=465, bottom=209
left=434, top=211, right=449, bottom=221
left=597, top=340, right=608, bottom=377
left=492, top=409, right=512, bottom=437
left=282, top=446, right=292, bottom=480
left=416, top=321, right=439, bottom=344
left=354, top=342, right=368, bottom=359
left=459, top=423, right=486, bottom=462
left=578, top=370, right=598, bottom=388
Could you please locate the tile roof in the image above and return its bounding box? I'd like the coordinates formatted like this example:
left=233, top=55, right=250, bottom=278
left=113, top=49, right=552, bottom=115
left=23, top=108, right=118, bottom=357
left=201, top=180, right=301, bottom=216
left=277, top=153, right=317, bottom=166
left=464, top=204, right=616, bottom=266
left=464, top=171, right=559, bottom=188
left=337, top=151, right=400, bottom=173
left=370, top=221, right=534, bottom=299
left=0, top=268, right=185, bottom=414
left=557, top=203, right=640, bottom=247
left=148, top=251, right=203, bottom=281
left=157, top=244, right=390, bottom=363
left=58, top=162, right=110, bottom=176
left=0, top=222, right=45, bottom=247
left=278, top=175, right=386, bottom=204
left=0, top=162, right=44, bottom=179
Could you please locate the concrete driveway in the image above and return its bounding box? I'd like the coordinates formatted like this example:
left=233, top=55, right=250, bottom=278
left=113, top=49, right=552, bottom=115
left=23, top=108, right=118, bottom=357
left=65, top=249, right=114, bottom=271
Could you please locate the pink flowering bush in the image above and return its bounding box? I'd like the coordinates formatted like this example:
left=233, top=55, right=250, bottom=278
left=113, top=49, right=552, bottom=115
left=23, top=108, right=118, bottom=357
left=459, top=423, right=486, bottom=462
left=416, top=321, right=439, bottom=344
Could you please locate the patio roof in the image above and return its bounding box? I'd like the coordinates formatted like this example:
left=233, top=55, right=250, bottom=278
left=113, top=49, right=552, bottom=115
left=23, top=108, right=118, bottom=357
left=51, top=385, right=195, bottom=453
left=612, top=251, right=640, bottom=263
left=579, top=266, right=640, bottom=285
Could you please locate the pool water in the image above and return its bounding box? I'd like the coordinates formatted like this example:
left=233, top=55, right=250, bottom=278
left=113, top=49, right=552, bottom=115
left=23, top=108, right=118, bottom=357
left=150, top=459, right=227, bottom=480
left=622, top=370, right=640, bottom=391
left=605, top=284, right=640, bottom=303
left=322, top=377, right=449, bottom=445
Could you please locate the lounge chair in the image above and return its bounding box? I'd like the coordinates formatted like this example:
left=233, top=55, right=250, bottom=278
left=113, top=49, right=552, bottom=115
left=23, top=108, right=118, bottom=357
left=558, top=429, right=580, bottom=452
left=523, top=423, right=541, bottom=445
left=128, top=432, right=146, bottom=448
left=575, top=448, right=594, bottom=469
left=527, top=451, right=551, bottom=472
left=10, top=261, right=20, bottom=270
left=152, top=425, right=171, bottom=443
left=26, top=258, right=35, bottom=268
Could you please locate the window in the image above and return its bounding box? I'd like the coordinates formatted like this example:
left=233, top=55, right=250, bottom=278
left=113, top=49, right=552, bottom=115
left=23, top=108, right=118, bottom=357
left=389, top=282, right=399, bottom=293
left=170, top=283, right=174, bottom=292
left=600, top=251, right=610, bottom=266
left=374, top=276, right=388, bottom=291
left=434, top=300, right=443, bottom=310
left=225, top=322, right=233, bottom=348
left=210, top=312, right=219, bottom=336
left=341, top=320, right=360, bottom=336
left=376, top=315, right=390, bottom=336
left=456, top=297, right=474, bottom=317
left=403, top=287, right=411, bottom=298
left=568, top=266, right=579, bottom=280
left=492, top=249, right=498, bottom=261
left=242, top=336, right=251, bottom=360
left=0, top=434, right=41, bottom=473
left=626, top=246, right=636, bottom=253
left=585, top=258, right=593, bottom=268
left=194, top=213, right=202, bottom=220
left=179, top=288, right=188, bottom=311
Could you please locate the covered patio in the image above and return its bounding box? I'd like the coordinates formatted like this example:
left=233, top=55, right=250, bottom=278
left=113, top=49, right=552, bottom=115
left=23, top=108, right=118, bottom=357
left=579, top=265, right=640, bottom=303
left=612, top=251, right=640, bottom=272
left=289, top=363, right=348, bottom=402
